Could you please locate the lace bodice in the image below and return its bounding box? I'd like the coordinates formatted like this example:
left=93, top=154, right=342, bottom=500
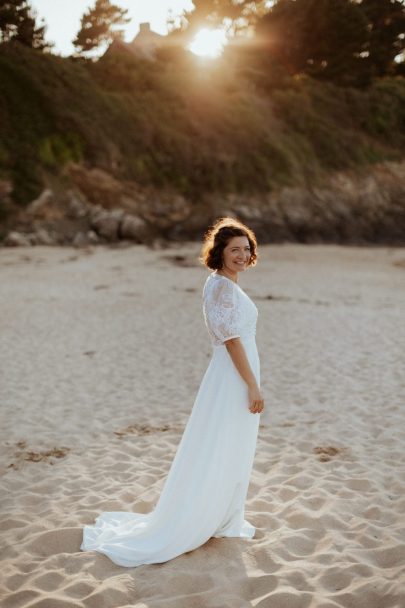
left=203, top=271, right=258, bottom=346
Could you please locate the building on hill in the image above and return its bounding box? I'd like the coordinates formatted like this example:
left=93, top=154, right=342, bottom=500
left=105, top=22, right=167, bottom=61
left=129, top=22, right=166, bottom=60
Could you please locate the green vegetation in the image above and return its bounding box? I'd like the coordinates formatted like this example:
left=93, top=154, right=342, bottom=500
left=73, top=0, right=130, bottom=56
left=0, top=0, right=50, bottom=50
left=253, top=0, right=405, bottom=86
left=0, top=41, right=404, bottom=206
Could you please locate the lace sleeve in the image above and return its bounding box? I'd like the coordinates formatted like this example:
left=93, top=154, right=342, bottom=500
left=204, top=278, right=240, bottom=344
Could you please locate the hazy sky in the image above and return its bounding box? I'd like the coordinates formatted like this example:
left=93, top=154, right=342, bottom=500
left=30, top=0, right=194, bottom=56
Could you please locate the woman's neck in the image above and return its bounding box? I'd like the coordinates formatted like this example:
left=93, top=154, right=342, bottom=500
left=216, top=269, right=238, bottom=283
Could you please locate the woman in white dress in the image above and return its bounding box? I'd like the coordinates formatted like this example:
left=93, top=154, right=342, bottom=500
left=80, top=217, right=265, bottom=567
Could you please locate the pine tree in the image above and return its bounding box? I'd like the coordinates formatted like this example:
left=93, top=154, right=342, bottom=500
left=73, top=0, right=130, bottom=55
left=0, top=0, right=50, bottom=50
left=254, top=0, right=371, bottom=85
left=361, top=0, right=405, bottom=77
left=180, top=0, right=267, bottom=36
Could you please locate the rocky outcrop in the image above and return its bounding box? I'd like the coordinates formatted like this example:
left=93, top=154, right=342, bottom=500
left=120, top=215, right=151, bottom=243
left=71, top=231, right=99, bottom=247
left=2, top=159, right=405, bottom=246
left=89, top=206, right=124, bottom=241
left=4, top=231, right=32, bottom=247
left=195, top=160, right=405, bottom=244
left=1, top=184, right=160, bottom=247
left=3, top=228, right=58, bottom=246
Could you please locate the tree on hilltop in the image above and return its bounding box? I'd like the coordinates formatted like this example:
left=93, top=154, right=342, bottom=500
left=360, top=0, right=405, bottom=77
left=175, top=0, right=269, bottom=38
left=0, top=0, right=51, bottom=50
left=253, top=0, right=405, bottom=86
left=73, top=0, right=130, bottom=56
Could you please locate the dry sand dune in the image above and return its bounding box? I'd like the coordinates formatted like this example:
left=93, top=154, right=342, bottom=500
left=1, top=243, right=404, bottom=608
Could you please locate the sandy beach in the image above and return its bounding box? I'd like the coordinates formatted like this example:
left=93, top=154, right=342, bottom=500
left=1, top=242, right=404, bottom=608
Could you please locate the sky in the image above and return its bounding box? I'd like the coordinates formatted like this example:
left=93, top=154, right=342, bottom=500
left=30, top=0, right=194, bottom=56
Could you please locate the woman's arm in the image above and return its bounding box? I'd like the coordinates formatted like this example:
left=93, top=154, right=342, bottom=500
left=224, top=337, right=264, bottom=414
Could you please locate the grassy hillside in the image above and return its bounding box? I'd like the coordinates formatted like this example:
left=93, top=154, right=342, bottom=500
left=1, top=41, right=405, bottom=208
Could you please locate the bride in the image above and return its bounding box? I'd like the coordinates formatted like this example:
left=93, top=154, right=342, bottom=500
left=80, top=217, right=265, bottom=567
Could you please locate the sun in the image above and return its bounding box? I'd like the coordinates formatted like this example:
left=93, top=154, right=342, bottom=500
left=188, top=28, right=227, bottom=58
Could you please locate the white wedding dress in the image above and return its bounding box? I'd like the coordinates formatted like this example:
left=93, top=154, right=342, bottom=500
left=80, top=269, right=261, bottom=567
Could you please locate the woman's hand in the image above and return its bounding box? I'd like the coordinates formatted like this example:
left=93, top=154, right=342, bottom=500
left=223, top=339, right=264, bottom=414
left=248, top=384, right=264, bottom=414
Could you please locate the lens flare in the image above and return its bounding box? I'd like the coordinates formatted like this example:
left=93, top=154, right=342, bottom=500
left=188, top=28, right=227, bottom=58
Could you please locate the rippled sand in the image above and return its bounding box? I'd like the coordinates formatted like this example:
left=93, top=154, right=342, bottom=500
left=1, top=243, right=404, bottom=608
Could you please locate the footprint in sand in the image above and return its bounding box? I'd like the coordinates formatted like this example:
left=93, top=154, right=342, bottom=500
left=256, top=294, right=291, bottom=301
left=172, top=286, right=197, bottom=293
left=160, top=254, right=198, bottom=268
left=60, top=255, right=79, bottom=263
left=257, top=295, right=330, bottom=306
left=114, top=423, right=175, bottom=438
left=8, top=444, right=70, bottom=470
left=313, top=445, right=346, bottom=462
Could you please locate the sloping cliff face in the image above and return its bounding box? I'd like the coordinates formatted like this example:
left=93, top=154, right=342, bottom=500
left=238, top=160, right=405, bottom=244
left=2, top=43, right=405, bottom=211
left=2, top=159, right=405, bottom=246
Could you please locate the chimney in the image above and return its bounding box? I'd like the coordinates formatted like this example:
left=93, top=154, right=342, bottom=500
left=139, top=23, right=151, bottom=34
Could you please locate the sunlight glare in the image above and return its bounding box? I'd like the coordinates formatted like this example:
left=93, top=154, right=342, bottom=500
left=188, top=28, right=227, bottom=58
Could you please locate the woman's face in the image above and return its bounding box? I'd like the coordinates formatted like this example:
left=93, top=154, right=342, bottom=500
left=221, top=235, right=251, bottom=274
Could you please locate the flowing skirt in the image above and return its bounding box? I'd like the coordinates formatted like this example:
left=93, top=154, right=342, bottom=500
left=80, top=335, right=260, bottom=567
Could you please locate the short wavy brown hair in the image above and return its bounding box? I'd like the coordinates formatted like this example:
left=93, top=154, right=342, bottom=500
left=199, top=217, right=258, bottom=270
